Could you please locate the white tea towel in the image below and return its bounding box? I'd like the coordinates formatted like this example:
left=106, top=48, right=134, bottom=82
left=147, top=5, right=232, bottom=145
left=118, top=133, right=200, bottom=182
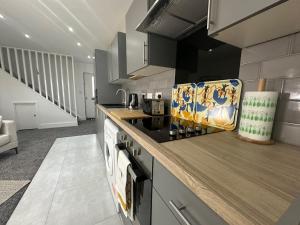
left=116, top=150, right=131, bottom=218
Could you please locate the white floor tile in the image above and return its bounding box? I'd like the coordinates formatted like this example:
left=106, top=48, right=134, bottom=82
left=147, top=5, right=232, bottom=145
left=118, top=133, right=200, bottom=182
left=94, top=214, right=123, bottom=225
left=7, top=134, right=121, bottom=225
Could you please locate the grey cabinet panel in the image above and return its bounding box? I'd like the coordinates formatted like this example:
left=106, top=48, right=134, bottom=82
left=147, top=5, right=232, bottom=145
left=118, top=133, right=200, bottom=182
left=96, top=107, right=106, bottom=152
left=95, top=49, right=121, bottom=104
left=148, top=34, right=177, bottom=68
left=107, top=45, right=113, bottom=82
left=152, top=188, right=181, bottom=225
left=126, top=0, right=148, bottom=74
left=108, top=32, right=127, bottom=83
left=208, top=0, right=284, bottom=35
left=125, top=0, right=177, bottom=76
left=153, top=159, right=228, bottom=225
left=111, top=35, right=118, bottom=81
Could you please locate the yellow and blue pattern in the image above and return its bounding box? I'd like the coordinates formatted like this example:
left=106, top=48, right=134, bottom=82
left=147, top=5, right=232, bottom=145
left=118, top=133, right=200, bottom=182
left=171, top=79, right=242, bottom=130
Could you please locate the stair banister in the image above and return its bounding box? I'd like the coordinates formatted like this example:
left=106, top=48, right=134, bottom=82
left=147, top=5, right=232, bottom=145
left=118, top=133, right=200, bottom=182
left=35, top=51, right=42, bottom=96
left=0, top=47, right=3, bottom=69
left=54, top=54, right=61, bottom=107
left=7, top=48, right=13, bottom=76
left=60, top=55, right=66, bottom=111
left=71, top=57, right=77, bottom=118
left=21, top=49, right=28, bottom=86
left=41, top=53, right=48, bottom=99
left=14, top=48, right=21, bottom=81
left=48, top=53, right=54, bottom=103
left=29, top=51, right=35, bottom=91
left=66, top=56, right=71, bottom=115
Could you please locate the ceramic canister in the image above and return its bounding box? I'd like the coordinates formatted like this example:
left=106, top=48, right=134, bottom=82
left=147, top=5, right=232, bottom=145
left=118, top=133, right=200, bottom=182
left=238, top=91, right=278, bottom=142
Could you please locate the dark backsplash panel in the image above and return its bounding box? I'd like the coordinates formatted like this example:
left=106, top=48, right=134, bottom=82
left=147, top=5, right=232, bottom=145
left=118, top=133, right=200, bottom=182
left=175, top=27, right=241, bottom=84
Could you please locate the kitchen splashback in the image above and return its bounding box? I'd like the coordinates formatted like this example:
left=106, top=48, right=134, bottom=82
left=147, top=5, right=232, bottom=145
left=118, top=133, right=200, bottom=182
left=122, top=32, right=300, bottom=146
left=239, top=32, right=300, bottom=146
left=122, top=69, right=175, bottom=111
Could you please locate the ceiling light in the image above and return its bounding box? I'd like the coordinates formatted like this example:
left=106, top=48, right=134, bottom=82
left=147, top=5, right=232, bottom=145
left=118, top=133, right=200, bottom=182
left=24, top=34, right=31, bottom=39
left=77, top=42, right=81, bottom=46
left=87, top=55, right=91, bottom=59
left=0, top=14, right=4, bottom=19
left=92, top=56, right=95, bottom=59
left=68, top=27, right=73, bottom=32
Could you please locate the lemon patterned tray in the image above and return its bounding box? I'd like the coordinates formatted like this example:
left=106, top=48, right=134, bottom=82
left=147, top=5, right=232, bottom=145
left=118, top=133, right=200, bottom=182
left=171, top=83, right=196, bottom=121
left=171, top=79, right=242, bottom=130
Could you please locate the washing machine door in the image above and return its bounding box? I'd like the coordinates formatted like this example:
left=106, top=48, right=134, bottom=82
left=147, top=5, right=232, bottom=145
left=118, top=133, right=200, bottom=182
left=104, top=140, right=114, bottom=176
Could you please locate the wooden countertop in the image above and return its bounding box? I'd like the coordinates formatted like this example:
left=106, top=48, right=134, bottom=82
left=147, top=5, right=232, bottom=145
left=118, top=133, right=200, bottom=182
left=108, top=108, right=151, bottom=120
left=97, top=104, right=300, bottom=225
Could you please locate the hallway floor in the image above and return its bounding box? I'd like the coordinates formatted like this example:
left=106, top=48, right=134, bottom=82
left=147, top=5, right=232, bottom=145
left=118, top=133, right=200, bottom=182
left=6, top=134, right=122, bottom=225
left=0, top=120, right=97, bottom=225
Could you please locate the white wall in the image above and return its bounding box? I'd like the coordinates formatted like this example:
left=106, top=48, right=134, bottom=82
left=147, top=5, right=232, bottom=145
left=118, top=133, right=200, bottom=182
left=0, top=69, right=77, bottom=129
left=74, top=61, right=95, bottom=120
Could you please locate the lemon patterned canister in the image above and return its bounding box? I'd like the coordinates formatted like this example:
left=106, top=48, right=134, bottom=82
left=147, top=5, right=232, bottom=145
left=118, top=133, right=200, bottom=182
left=238, top=91, right=278, bottom=142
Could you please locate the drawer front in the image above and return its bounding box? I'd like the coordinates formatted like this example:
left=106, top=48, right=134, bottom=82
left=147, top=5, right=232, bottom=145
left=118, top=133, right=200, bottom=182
left=152, top=188, right=181, bottom=225
left=153, top=159, right=228, bottom=225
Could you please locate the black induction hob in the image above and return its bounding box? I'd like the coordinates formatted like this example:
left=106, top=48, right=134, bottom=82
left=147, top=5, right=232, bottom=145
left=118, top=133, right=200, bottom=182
left=125, top=116, right=224, bottom=143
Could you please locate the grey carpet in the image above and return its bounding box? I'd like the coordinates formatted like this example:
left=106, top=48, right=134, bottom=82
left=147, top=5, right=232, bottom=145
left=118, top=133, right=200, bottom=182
left=0, top=120, right=96, bottom=225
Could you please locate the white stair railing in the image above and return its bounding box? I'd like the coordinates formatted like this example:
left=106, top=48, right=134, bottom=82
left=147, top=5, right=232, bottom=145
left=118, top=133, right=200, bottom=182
left=0, top=45, right=77, bottom=118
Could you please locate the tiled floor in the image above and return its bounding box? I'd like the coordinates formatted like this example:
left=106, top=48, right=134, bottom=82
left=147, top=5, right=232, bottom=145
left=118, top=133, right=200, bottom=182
left=6, top=134, right=123, bottom=225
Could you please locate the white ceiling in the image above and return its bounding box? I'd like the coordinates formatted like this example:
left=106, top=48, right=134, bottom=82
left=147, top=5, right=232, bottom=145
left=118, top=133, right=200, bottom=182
left=0, top=0, right=132, bottom=62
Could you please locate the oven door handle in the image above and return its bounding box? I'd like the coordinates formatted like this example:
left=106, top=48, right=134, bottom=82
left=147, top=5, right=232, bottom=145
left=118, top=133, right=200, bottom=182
left=115, top=143, right=145, bottom=182
left=128, top=166, right=138, bottom=182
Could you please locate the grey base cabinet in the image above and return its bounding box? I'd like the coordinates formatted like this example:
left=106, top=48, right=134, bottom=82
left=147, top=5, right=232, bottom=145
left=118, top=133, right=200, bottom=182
left=152, top=189, right=181, bottom=225
left=153, top=159, right=228, bottom=225
left=96, top=106, right=106, bottom=152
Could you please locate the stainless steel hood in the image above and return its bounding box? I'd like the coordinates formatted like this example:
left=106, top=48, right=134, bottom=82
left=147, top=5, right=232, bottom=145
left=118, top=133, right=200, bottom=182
left=136, top=0, right=208, bottom=39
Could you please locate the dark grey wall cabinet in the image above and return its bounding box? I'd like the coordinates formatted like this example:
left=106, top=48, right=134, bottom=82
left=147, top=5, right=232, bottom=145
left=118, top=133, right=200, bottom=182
left=96, top=107, right=106, bottom=152
left=153, top=159, right=228, bottom=225
left=95, top=49, right=121, bottom=104
left=152, top=189, right=181, bottom=225
left=108, top=32, right=127, bottom=83
left=207, top=0, right=283, bottom=35
left=206, top=0, right=299, bottom=47
left=126, top=0, right=177, bottom=77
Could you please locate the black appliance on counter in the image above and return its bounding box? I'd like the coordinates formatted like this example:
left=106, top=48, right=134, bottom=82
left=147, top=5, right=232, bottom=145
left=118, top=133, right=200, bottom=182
left=175, top=26, right=241, bottom=84
left=126, top=116, right=224, bottom=143
left=129, top=93, right=139, bottom=109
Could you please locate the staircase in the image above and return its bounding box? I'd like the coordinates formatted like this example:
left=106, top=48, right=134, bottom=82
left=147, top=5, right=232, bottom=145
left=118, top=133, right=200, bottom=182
left=0, top=46, right=77, bottom=118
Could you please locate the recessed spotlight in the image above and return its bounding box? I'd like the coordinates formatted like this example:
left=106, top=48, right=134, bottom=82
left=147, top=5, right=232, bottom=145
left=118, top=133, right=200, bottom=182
left=68, top=27, right=73, bottom=32
left=208, top=48, right=213, bottom=52
left=77, top=42, right=81, bottom=46
left=0, top=14, right=4, bottom=19
left=24, top=34, right=31, bottom=39
left=92, top=56, right=95, bottom=59
left=87, top=55, right=91, bottom=59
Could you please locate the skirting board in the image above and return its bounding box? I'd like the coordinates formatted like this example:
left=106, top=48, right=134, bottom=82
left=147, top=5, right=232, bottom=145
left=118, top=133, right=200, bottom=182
left=38, top=121, right=78, bottom=129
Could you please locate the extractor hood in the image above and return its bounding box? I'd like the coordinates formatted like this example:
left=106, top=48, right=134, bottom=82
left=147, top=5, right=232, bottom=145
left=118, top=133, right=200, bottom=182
left=136, top=0, right=208, bottom=39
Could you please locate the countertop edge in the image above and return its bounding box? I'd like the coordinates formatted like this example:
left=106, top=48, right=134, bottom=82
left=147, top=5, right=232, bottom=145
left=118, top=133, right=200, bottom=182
left=97, top=104, right=256, bottom=225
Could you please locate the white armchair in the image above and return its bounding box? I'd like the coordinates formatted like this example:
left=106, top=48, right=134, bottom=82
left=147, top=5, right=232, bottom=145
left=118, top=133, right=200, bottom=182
left=0, top=118, right=18, bottom=154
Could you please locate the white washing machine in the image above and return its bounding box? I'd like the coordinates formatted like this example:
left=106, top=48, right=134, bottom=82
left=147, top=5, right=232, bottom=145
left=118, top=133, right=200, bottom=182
left=104, top=119, right=122, bottom=211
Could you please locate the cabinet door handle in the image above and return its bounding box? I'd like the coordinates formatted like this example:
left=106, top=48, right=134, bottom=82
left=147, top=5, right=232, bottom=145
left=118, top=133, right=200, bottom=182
left=143, top=41, right=148, bottom=65
left=169, top=200, right=192, bottom=225
left=207, top=0, right=214, bottom=30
